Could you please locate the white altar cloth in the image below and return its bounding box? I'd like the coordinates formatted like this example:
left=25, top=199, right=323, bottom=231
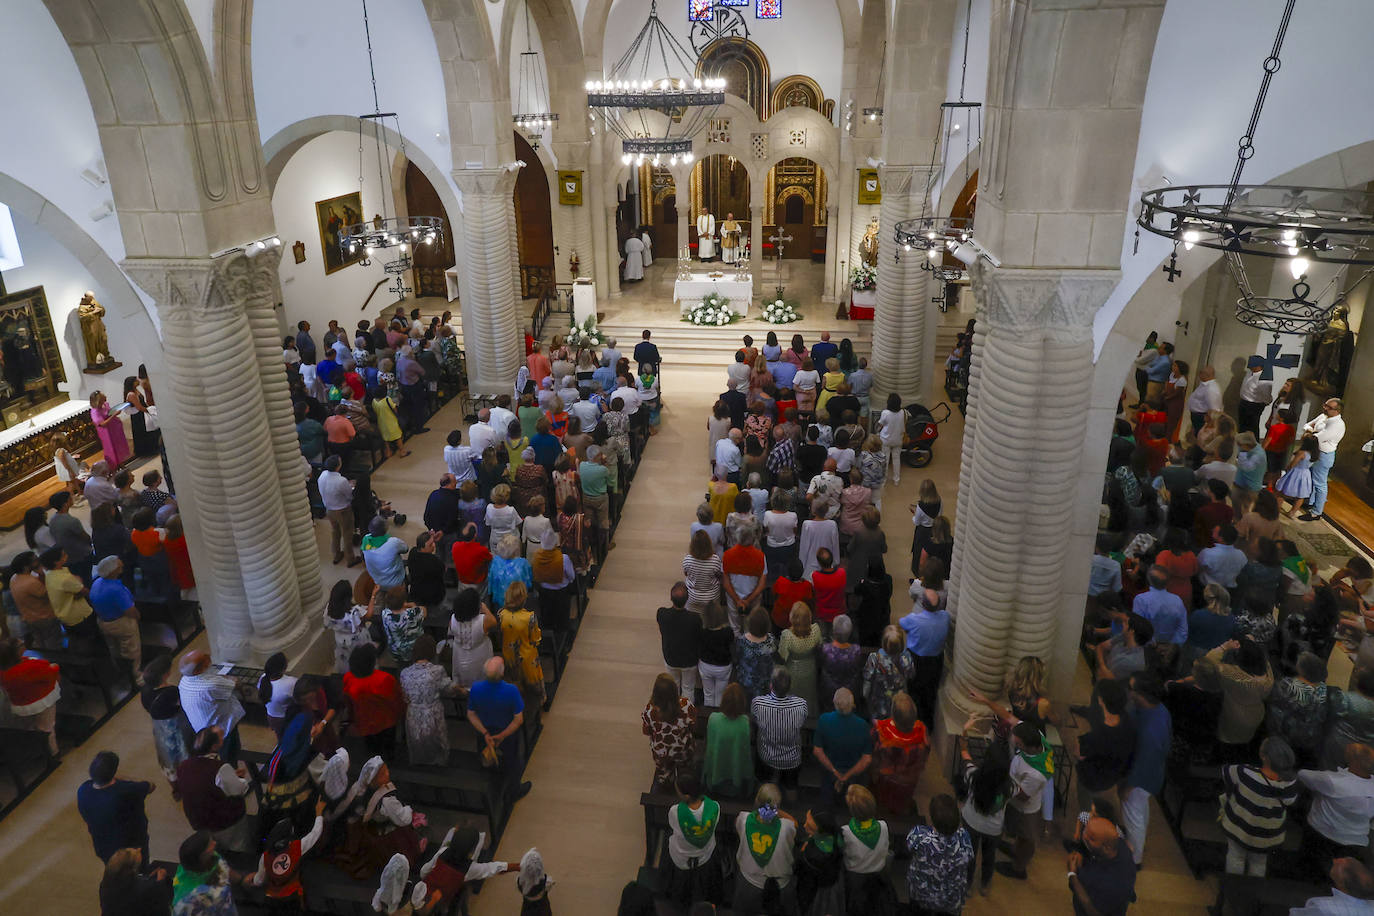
left=674, top=273, right=753, bottom=316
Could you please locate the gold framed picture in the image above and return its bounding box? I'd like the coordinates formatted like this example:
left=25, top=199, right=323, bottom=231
left=315, top=192, right=365, bottom=275
left=857, top=168, right=882, bottom=205
left=558, top=170, right=584, bottom=206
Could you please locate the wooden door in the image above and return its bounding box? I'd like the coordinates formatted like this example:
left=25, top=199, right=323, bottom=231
left=780, top=194, right=813, bottom=259
left=403, top=162, right=456, bottom=298
left=657, top=194, right=678, bottom=252
left=513, top=133, right=554, bottom=298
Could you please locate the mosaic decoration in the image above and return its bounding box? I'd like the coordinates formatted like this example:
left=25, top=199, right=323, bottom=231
left=756, top=0, right=780, bottom=19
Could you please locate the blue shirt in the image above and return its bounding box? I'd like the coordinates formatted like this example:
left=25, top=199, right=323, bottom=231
left=592, top=366, right=617, bottom=392
left=1132, top=587, right=1188, bottom=644
left=1235, top=446, right=1267, bottom=491
left=77, top=778, right=152, bottom=861
left=1198, top=544, right=1248, bottom=588
left=469, top=678, right=525, bottom=748
left=90, top=577, right=135, bottom=622
left=1145, top=352, right=1173, bottom=382
left=815, top=711, right=873, bottom=772
left=772, top=360, right=798, bottom=390
left=363, top=536, right=408, bottom=588
left=530, top=432, right=562, bottom=469
left=315, top=358, right=340, bottom=385
left=898, top=608, right=950, bottom=657
left=1126, top=701, right=1172, bottom=795
left=1186, top=608, right=1236, bottom=652
left=1089, top=555, right=1122, bottom=596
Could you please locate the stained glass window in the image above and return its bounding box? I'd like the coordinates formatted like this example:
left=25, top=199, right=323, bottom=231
left=756, top=0, right=781, bottom=19
left=689, top=0, right=712, bottom=20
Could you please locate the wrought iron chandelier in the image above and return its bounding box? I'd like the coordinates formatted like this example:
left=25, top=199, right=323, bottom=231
left=1135, top=0, right=1374, bottom=335
left=512, top=0, right=557, bottom=148
left=586, top=0, right=738, bottom=167
left=892, top=0, right=982, bottom=289
left=339, top=0, right=445, bottom=278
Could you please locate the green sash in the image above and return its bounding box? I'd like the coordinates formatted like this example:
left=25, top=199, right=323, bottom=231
left=1282, top=555, right=1310, bottom=585
left=848, top=817, right=883, bottom=849
left=1019, top=742, right=1054, bottom=778
left=676, top=798, right=719, bottom=850
left=812, top=833, right=835, bottom=854
left=744, top=813, right=782, bottom=867
left=361, top=533, right=388, bottom=552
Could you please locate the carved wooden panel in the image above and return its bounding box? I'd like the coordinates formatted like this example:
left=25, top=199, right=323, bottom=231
left=0, top=408, right=99, bottom=504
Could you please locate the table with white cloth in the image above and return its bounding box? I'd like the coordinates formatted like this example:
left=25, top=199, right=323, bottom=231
left=673, top=273, right=753, bottom=317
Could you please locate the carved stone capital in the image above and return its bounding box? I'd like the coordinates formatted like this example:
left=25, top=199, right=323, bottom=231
left=452, top=167, right=520, bottom=199
left=877, top=164, right=938, bottom=205
left=971, top=263, right=1120, bottom=332
left=122, top=249, right=282, bottom=323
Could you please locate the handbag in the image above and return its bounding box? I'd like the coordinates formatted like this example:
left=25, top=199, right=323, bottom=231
left=480, top=742, right=502, bottom=768
left=144, top=405, right=160, bottom=431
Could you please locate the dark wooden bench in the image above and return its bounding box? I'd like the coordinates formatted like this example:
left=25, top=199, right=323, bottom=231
left=0, top=725, right=61, bottom=816
left=1213, top=874, right=1327, bottom=915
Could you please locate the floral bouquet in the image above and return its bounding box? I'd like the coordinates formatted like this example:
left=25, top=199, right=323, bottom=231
left=566, top=314, right=604, bottom=349
left=762, top=297, right=802, bottom=324
left=850, top=263, right=877, bottom=291
left=683, top=291, right=738, bottom=326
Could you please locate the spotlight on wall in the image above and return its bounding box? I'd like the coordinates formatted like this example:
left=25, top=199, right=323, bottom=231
left=88, top=200, right=115, bottom=222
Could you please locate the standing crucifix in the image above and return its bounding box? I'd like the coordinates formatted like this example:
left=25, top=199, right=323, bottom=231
left=769, top=227, right=793, bottom=291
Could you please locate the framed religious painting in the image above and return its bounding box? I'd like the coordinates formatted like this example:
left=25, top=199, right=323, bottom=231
left=0, top=285, right=68, bottom=427
left=315, top=192, right=365, bottom=275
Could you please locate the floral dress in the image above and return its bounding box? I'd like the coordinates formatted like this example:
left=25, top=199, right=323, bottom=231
left=642, top=697, right=697, bottom=788
left=863, top=649, right=914, bottom=719
left=1266, top=677, right=1328, bottom=759
left=553, top=469, right=581, bottom=512
left=733, top=633, right=777, bottom=700
left=325, top=605, right=375, bottom=674
left=500, top=608, right=545, bottom=695
left=382, top=605, right=426, bottom=666
left=379, top=370, right=400, bottom=404
left=512, top=463, right=547, bottom=516
left=400, top=661, right=453, bottom=766
left=558, top=511, right=590, bottom=573
left=820, top=642, right=863, bottom=707
left=744, top=413, right=774, bottom=452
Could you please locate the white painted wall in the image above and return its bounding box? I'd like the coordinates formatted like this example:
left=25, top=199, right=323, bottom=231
left=933, top=0, right=988, bottom=213
left=1097, top=0, right=1374, bottom=353
left=602, top=0, right=845, bottom=104
left=252, top=0, right=452, bottom=187
left=0, top=0, right=127, bottom=265
left=0, top=208, right=155, bottom=401
left=271, top=132, right=404, bottom=343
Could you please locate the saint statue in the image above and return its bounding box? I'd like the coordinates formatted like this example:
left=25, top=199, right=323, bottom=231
left=1308, top=303, right=1355, bottom=394
left=720, top=212, right=741, bottom=265
left=77, top=291, right=113, bottom=367
left=696, top=211, right=717, bottom=261
left=858, top=219, right=880, bottom=268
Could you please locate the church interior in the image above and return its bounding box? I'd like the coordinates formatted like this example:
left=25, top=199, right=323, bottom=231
left=3, top=0, right=1374, bottom=914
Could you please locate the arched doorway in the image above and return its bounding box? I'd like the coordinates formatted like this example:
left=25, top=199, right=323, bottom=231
left=513, top=133, right=554, bottom=298
left=767, top=157, right=827, bottom=262
left=404, top=161, right=457, bottom=298
left=689, top=154, right=751, bottom=261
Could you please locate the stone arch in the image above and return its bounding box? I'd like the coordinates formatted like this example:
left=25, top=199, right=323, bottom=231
left=418, top=0, right=510, bottom=168
left=499, top=0, right=591, bottom=144
left=771, top=74, right=827, bottom=115
left=43, top=0, right=272, bottom=256
left=775, top=185, right=814, bottom=207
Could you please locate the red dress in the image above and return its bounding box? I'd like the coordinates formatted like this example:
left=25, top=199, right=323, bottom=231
left=771, top=577, right=814, bottom=629
left=870, top=718, right=929, bottom=815
left=1154, top=549, right=1198, bottom=608
left=342, top=670, right=403, bottom=736
left=165, top=535, right=196, bottom=589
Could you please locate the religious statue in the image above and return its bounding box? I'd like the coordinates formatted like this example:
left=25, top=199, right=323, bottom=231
left=1306, top=302, right=1356, bottom=395
left=77, top=291, right=114, bottom=368
left=858, top=218, right=880, bottom=268
left=569, top=249, right=581, bottom=278
left=696, top=211, right=717, bottom=261
left=720, top=212, right=741, bottom=265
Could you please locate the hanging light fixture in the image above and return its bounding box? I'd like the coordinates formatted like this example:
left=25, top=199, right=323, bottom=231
left=1136, top=0, right=1374, bottom=335
left=893, top=0, right=983, bottom=290
left=587, top=1, right=743, bottom=161
left=512, top=0, right=558, bottom=148
left=338, top=0, right=444, bottom=276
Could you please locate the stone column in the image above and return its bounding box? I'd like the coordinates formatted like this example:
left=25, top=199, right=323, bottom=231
left=605, top=204, right=622, bottom=297
left=553, top=141, right=594, bottom=290
left=122, top=254, right=315, bottom=662
left=822, top=205, right=839, bottom=302
left=871, top=165, right=934, bottom=403
left=749, top=186, right=766, bottom=300
left=588, top=147, right=613, bottom=302
left=453, top=169, right=522, bottom=395
left=942, top=265, right=1119, bottom=725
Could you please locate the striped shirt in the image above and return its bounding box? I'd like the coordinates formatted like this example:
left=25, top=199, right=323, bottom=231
left=1219, top=764, right=1298, bottom=850
left=750, top=693, right=808, bottom=768
left=681, top=554, right=722, bottom=609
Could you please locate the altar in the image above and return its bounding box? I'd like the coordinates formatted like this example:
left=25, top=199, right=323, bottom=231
left=673, top=272, right=753, bottom=317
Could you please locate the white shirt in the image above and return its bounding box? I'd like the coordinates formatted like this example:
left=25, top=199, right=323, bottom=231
left=1298, top=767, right=1374, bottom=846
left=1008, top=754, right=1048, bottom=814
left=1290, top=888, right=1374, bottom=915
left=179, top=672, right=245, bottom=735
left=840, top=820, right=890, bottom=874
left=1195, top=460, right=1237, bottom=486
left=667, top=800, right=718, bottom=868
left=468, top=421, right=497, bottom=458
left=714, top=438, right=742, bottom=473
left=727, top=362, right=751, bottom=393
left=489, top=405, right=516, bottom=438
left=263, top=674, right=299, bottom=720
left=1239, top=371, right=1272, bottom=405
left=764, top=511, right=797, bottom=547
left=569, top=399, right=601, bottom=429
left=318, top=470, right=354, bottom=511
left=734, top=812, right=796, bottom=888
left=444, top=444, right=476, bottom=481
left=1305, top=413, right=1346, bottom=453
left=878, top=408, right=906, bottom=446
left=1185, top=378, right=1222, bottom=414
left=611, top=386, right=641, bottom=414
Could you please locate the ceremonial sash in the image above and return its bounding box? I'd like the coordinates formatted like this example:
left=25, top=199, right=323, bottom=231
left=1019, top=741, right=1054, bottom=778
left=744, top=813, right=782, bottom=867
left=848, top=817, right=882, bottom=849
left=677, top=798, right=720, bottom=850
left=1282, top=555, right=1310, bottom=585
left=812, top=834, right=835, bottom=854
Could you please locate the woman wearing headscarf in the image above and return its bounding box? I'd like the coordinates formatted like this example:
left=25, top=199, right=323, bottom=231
left=414, top=828, right=518, bottom=913
left=334, top=757, right=425, bottom=876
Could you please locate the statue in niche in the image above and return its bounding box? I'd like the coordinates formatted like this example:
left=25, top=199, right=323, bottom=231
left=858, top=218, right=880, bottom=268
left=77, top=291, right=115, bottom=369
left=1305, top=303, right=1356, bottom=395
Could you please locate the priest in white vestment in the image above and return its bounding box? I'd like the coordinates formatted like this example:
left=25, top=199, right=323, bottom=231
left=720, top=213, right=741, bottom=265
left=640, top=229, right=653, bottom=267
left=696, top=212, right=716, bottom=261
left=623, top=235, right=645, bottom=281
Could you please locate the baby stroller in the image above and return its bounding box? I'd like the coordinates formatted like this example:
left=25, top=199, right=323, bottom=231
left=901, top=401, right=951, bottom=468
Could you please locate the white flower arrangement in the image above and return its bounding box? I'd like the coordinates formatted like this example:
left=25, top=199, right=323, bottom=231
left=683, top=291, right=739, bottom=326
left=850, top=263, right=878, bottom=291
left=762, top=297, right=802, bottom=324
left=566, top=315, right=604, bottom=349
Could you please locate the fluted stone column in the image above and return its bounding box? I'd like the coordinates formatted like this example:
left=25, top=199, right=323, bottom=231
left=123, top=254, right=315, bottom=662
left=942, top=265, right=1119, bottom=727
left=749, top=187, right=766, bottom=300
left=588, top=149, right=613, bottom=303
left=605, top=204, right=622, bottom=297
left=823, top=205, right=839, bottom=303
left=454, top=169, right=522, bottom=395
left=871, top=165, right=934, bottom=403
